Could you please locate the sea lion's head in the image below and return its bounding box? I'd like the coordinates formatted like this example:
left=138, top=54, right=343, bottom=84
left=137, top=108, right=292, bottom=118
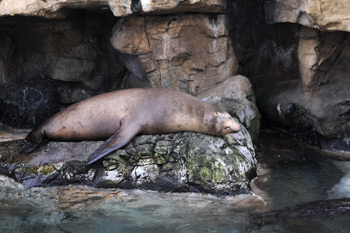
left=215, top=112, right=240, bottom=136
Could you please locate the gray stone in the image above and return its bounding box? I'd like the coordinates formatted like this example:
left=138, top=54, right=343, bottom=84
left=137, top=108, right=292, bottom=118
left=257, top=80, right=350, bottom=139
left=0, top=129, right=256, bottom=195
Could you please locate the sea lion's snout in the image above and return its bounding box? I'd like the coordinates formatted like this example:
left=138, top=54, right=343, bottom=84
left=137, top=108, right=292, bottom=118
left=221, top=119, right=240, bottom=135
left=226, top=120, right=241, bottom=133
left=215, top=112, right=241, bottom=136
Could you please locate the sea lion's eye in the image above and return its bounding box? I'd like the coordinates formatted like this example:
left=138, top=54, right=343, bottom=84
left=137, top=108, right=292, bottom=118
left=224, top=127, right=231, bottom=130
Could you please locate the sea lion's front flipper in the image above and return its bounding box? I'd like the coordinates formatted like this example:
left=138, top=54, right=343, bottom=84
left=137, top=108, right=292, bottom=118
left=86, top=125, right=139, bottom=165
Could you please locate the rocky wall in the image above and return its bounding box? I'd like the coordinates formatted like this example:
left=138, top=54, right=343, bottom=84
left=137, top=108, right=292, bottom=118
left=111, top=14, right=238, bottom=95
left=224, top=0, right=350, bottom=151
left=0, top=10, right=125, bottom=128
left=251, top=0, right=350, bottom=149
left=0, top=0, right=260, bottom=195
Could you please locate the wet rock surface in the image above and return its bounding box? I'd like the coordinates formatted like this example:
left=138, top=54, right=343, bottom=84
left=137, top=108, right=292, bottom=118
left=257, top=80, right=350, bottom=146
left=0, top=129, right=256, bottom=195
left=0, top=11, right=124, bottom=128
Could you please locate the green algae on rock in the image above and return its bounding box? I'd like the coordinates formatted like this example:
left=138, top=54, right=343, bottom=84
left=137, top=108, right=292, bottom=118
left=0, top=128, right=256, bottom=195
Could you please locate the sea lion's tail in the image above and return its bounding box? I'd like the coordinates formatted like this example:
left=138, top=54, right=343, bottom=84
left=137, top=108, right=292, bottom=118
left=20, top=129, right=44, bottom=153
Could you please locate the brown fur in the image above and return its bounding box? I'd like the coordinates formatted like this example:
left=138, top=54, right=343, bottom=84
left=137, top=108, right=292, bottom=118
left=21, top=88, right=240, bottom=165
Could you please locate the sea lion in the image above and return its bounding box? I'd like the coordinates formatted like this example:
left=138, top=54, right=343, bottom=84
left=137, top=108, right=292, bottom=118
left=21, top=88, right=240, bottom=165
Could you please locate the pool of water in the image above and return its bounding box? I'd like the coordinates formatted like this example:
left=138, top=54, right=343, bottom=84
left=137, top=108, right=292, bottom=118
left=1, top=131, right=350, bottom=232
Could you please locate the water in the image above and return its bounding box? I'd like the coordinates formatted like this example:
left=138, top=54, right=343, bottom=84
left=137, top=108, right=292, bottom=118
left=0, top=184, right=252, bottom=233
left=1, top=131, right=350, bottom=232
left=263, top=157, right=346, bottom=209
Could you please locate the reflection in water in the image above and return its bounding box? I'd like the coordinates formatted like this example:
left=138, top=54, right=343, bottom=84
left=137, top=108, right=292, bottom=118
left=328, top=161, right=350, bottom=199
left=0, top=179, right=257, bottom=233
left=0, top=123, right=29, bottom=142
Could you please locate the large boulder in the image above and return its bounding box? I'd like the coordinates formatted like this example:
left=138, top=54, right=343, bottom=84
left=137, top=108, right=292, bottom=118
left=0, top=79, right=59, bottom=128
left=0, top=129, right=256, bottom=195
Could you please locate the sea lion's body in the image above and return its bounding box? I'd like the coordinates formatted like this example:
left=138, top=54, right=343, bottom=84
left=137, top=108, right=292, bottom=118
left=21, top=88, right=240, bottom=165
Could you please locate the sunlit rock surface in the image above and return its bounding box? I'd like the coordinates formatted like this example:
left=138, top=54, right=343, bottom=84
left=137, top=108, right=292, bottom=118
left=0, top=128, right=256, bottom=195
left=257, top=80, right=350, bottom=139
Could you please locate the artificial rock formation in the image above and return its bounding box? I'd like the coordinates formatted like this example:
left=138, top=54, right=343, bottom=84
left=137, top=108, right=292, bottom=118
left=0, top=129, right=256, bottom=195
left=0, top=0, right=261, bottom=197
left=111, top=14, right=238, bottom=95
left=0, top=74, right=259, bottom=194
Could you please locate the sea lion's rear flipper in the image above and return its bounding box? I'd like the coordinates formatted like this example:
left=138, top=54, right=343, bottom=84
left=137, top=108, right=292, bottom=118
left=86, top=126, right=139, bottom=165
left=20, top=129, right=44, bottom=153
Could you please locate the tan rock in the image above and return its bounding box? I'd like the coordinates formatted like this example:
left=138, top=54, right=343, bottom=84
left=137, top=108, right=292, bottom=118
left=0, top=0, right=109, bottom=18
left=111, top=14, right=238, bottom=95
left=298, top=27, right=319, bottom=91
left=265, top=0, right=350, bottom=32
left=108, top=0, right=227, bottom=17
left=297, top=26, right=347, bottom=92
